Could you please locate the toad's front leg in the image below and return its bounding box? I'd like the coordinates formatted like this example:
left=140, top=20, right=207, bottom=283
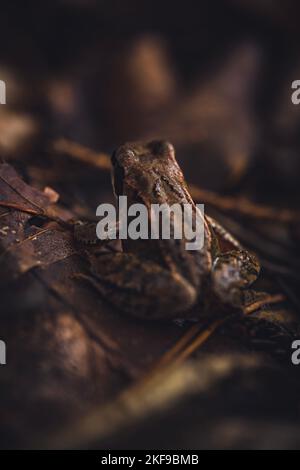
left=207, top=217, right=260, bottom=306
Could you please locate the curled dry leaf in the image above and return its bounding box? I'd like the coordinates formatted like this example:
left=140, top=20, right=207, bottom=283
left=0, top=163, right=75, bottom=281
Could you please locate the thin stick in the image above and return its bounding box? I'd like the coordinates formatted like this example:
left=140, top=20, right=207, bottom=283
left=171, top=317, right=227, bottom=366
left=151, top=322, right=203, bottom=369
left=53, top=138, right=111, bottom=170
left=243, top=293, right=285, bottom=315
left=151, top=293, right=286, bottom=373
left=0, top=201, right=72, bottom=229
left=189, top=184, right=300, bottom=224
left=52, top=138, right=300, bottom=224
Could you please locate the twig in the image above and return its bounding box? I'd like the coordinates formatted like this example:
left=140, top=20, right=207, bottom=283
left=53, top=138, right=111, bottom=170
left=243, top=294, right=286, bottom=315
left=52, top=138, right=300, bottom=224
left=151, top=293, right=286, bottom=373
left=170, top=318, right=227, bottom=365
left=153, top=323, right=203, bottom=369
left=189, top=184, right=300, bottom=224
left=0, top=201, right=72, bottom=230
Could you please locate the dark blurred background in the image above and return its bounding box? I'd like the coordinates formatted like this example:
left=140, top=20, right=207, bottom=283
left=1, top=0, right=300, bottom=199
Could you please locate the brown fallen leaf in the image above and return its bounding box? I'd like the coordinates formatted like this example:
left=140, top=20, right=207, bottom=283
left=0, top=163, right=75, bottom=281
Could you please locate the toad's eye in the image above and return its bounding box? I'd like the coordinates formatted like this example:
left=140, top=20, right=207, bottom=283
left=112, top=165, right=124, bottom=196
left=111, top=160, right=125, bottom=196
left=148, top=140, right=175, bottom=159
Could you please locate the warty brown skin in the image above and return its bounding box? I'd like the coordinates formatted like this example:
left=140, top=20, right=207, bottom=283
left=77, top=140, right=260, bottom=319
